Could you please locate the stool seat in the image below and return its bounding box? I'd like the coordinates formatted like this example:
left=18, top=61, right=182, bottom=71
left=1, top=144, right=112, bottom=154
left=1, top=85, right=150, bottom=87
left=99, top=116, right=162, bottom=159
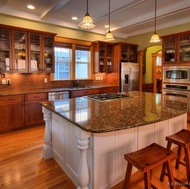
left=123, top=143, right=176, bottom=189
left=160, top=129, right=190, bottom=188
left=165, top=129, right=190, bottom=148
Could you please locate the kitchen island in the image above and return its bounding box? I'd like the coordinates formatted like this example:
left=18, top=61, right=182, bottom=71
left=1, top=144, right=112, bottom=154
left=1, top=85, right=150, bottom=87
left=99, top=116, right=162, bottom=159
left=41, top=91, right=189, bottom=189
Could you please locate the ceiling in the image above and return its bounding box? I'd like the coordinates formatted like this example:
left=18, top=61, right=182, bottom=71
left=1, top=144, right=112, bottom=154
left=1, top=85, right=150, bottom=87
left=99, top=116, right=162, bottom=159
left=0, top=0, right=190, bottom=39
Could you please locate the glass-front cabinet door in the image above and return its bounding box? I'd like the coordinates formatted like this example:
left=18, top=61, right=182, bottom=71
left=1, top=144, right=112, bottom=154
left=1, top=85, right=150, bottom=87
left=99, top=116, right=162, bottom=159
left=13, top=30, right=28, bottom=73
left=129, top=46, right=137, bottom=62
left=99, top=43, right=106, bottom=72
left=107, top=44, right=112, bottom=72
left=179, top=34, right=190, bottom=62
left=163, top=37, right=177, bottom=63
left=43, top=35, right=54, bottom=73
left=28, top=33, right=42, bottom=73
left=0, top=28, right=12, bottom=73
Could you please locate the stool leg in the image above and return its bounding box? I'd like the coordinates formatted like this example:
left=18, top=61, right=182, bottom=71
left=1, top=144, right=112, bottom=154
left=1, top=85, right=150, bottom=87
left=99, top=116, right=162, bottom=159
left=184, top=148, right=190, bottom=189
left=165, top=160, right=176, bottom=189
left=160, top=163, right=166, bottom=182
left=123, top=163, right=132, bottom=189
left=144, top=170, right=152, bottom=189
left=160, top=141, right=172, bottom=182
left=175, top=146, right=181, bottom=169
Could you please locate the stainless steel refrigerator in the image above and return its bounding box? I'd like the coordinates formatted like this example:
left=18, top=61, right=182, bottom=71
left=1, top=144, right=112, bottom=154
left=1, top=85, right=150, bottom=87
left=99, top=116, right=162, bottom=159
left=120, top=62, right=139, bottom=92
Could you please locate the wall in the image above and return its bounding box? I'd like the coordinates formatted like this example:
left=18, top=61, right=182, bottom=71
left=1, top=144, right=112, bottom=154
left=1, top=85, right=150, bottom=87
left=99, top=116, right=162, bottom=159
left=1, top=14, right=190, bottom=91
left=144, top=46, right=162, bottom=83
left=0, top=73, right=112, bottom=92
left=126, top=22, right=190, bottom=50
left=0, top=14, right=119, bottom=92
left=0, top=14, right=127, bottom=43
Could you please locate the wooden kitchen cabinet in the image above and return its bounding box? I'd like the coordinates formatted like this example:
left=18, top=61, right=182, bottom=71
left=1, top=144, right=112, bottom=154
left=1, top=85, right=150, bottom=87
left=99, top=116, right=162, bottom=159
left=98, top=87, right=108, bottom=94
left=70, top=88, right=99, bottom=98
left=28, top=33, right=55, bottom=73
left=142, top=83, right=153, bottom=93
left=0, top=95, right=24, bottom=133
left=24, top=92, right=47, bottom=127
left=0, top=27, right=12, bottom=73
left=162, top=31, right=190, bottom=65
left=13, top=30, right=28, bottom=73
left=0, top=24, right=56, bottom=73
left=113, top=42, right=138, bottom=72
left=94, top=41, right=113, bottom=73
left=107, top=86, right=119, bottom=93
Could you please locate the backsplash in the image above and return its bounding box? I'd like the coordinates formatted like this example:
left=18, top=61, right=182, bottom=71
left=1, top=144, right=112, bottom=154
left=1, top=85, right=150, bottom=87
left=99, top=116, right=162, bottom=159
left=0, top=73, right=118, bottom=92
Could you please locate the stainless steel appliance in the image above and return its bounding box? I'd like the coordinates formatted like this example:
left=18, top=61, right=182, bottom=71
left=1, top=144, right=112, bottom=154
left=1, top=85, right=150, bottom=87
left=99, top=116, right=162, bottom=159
left=163, top=83, right=190, bottom=98
left=86, top=93, right=130, bottom=102
left=48, top=91, right=69, bottom=101
left=120, top=62, right=139, bottom=92
left=163, top=66, right=190, bottom=83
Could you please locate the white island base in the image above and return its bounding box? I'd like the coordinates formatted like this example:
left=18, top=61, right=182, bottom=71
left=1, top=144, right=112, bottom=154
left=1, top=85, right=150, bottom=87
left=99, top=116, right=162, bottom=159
left=42, top=107, right=187, bottom=189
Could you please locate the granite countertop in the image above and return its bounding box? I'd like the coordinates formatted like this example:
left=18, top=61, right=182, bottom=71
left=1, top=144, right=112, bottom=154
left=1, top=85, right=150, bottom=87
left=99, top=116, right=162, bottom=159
left=0, top=85, right=117, bottom=96
left=40, top=91, right=190, bottom=133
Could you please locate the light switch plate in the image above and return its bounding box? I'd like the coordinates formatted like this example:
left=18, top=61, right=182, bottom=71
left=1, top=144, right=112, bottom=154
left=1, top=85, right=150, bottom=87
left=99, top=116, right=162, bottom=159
left=2, top=79, right=6, bottom=84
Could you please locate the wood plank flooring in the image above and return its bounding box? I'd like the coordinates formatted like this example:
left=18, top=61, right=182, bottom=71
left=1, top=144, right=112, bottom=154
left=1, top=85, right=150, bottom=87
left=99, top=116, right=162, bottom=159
left=0, top=124, right=189, bottom=189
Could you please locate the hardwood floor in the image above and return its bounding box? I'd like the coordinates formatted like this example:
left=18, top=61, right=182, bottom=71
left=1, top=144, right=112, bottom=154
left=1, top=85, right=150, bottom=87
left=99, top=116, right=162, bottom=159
left=0, top=124, right=189, bottom=189
left=0, top=126, right=75, bottom=189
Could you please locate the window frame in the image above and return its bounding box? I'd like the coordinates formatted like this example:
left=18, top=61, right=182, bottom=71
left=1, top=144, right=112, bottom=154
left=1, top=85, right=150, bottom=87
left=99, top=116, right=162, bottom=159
left=51, top=39, right=93, bottom=81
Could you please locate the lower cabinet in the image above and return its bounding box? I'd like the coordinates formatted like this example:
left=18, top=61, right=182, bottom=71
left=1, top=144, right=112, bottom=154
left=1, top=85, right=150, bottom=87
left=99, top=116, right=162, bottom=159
left=70, top=88, right=99, bottom=98
left=142, top=83, right=153, bottom=93
left=25, top=93, right=47, bottom=127
left=70, top=86, right=119, bottom=98
left=107, top=86, right=119, bottom=93
left=0, top=95, right=24, bottom=133
left=0, top=92, right=47, bottom=133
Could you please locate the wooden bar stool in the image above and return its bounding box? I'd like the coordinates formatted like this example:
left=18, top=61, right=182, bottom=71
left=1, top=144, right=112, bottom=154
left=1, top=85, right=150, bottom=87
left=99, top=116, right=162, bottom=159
left=160, top=129, right=190, bottom=188
left=123, top=143, right=176, bottom=189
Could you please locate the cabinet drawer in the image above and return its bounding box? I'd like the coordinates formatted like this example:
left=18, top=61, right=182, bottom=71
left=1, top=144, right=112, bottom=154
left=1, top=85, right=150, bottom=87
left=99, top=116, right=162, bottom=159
left=0, top=95, right=24, bottom=104
left=25, top=93, right=47, bottom=101
left=107, top=87, right=118, bottom=93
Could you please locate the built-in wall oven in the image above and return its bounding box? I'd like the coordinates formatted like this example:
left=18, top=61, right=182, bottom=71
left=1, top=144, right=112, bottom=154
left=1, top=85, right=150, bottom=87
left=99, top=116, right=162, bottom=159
left=163, top=84, right=190, bottom=98
left=163, top=66, right=190, bottom=83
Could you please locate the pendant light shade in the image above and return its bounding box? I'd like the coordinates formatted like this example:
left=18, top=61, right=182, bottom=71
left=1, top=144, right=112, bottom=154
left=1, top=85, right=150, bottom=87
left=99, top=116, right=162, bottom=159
left=80, top=0, right=95, bottom=29
left=105, top=0, right=114, bottom=41
left=150, top=0, right=160, bottom=43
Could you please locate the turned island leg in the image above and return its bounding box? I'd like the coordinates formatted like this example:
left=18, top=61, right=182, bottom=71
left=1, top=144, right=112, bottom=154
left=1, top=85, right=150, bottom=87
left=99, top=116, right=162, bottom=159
left=42, top=107, right=53, bottom=159
left=75, top=127, right=91, bottom=189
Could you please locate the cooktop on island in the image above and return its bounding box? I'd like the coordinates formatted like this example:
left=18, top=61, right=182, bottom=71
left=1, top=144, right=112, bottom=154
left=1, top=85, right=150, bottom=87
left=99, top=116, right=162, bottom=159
left=86, top=93, right=130, bottom=101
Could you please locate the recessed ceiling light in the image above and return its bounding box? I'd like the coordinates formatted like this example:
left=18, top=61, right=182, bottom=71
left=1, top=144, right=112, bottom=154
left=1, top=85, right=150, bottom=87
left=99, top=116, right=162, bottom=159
left=72, top=17, right=78, bottom=20
left=27, top=5, right=35, bottom=9
left=105, top=25, right=109, bottom=28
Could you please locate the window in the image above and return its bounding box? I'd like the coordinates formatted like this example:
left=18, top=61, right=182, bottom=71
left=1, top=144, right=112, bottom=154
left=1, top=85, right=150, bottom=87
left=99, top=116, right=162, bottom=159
left=54, top=43, right=91, bottom=80
left=54, top=45, right=71, bottom=80
left=75, top=49, right=90, bottom=79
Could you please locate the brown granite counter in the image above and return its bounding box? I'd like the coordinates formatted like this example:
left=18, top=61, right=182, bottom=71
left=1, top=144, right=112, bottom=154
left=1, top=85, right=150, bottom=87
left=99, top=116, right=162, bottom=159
left=40, top=91, right=189, bottom=133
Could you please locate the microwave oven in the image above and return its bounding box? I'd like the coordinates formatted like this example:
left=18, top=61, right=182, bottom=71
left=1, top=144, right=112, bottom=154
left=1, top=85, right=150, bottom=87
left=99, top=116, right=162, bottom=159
left=163, top=66, right=190, bottom=83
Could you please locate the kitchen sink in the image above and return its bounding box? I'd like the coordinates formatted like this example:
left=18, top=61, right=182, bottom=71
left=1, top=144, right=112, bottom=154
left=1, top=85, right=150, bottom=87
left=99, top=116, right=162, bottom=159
left=72, top=86, right=93, bottom=89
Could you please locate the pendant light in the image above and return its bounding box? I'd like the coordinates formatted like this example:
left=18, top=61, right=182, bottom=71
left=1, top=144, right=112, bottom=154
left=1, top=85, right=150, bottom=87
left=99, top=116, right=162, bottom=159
left=105, top=0, right=114, bottom=41
left=150, top=0, right=160, bottom=43
left=79, top=0, right=95, bottom=29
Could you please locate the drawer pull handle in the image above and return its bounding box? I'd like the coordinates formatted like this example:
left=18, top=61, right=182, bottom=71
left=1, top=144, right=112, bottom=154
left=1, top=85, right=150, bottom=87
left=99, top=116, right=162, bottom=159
left=34, top=96, right=40, bottom=98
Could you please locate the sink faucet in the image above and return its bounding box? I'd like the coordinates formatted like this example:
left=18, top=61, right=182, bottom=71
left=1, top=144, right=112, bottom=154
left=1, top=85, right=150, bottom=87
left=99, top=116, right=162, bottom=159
left=75, top=80, right=79, bottom=87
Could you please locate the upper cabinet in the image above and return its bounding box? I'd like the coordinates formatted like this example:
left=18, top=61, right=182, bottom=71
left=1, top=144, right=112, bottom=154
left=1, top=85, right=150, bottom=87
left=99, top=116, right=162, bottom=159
left=94, top=41, right=114, bottom=73
left=0, top=24, right=56, bottom=73
left=113, top=42, right=138, bottom=72
left=93, top=41, right=138, bottom=73
left=162, top=31, right=190, bottom=65
left=0, top=27, right=12, bottom=73
left=13, top=30, right=28, bottom=73
left=43, top=35, right=54, bottom=73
